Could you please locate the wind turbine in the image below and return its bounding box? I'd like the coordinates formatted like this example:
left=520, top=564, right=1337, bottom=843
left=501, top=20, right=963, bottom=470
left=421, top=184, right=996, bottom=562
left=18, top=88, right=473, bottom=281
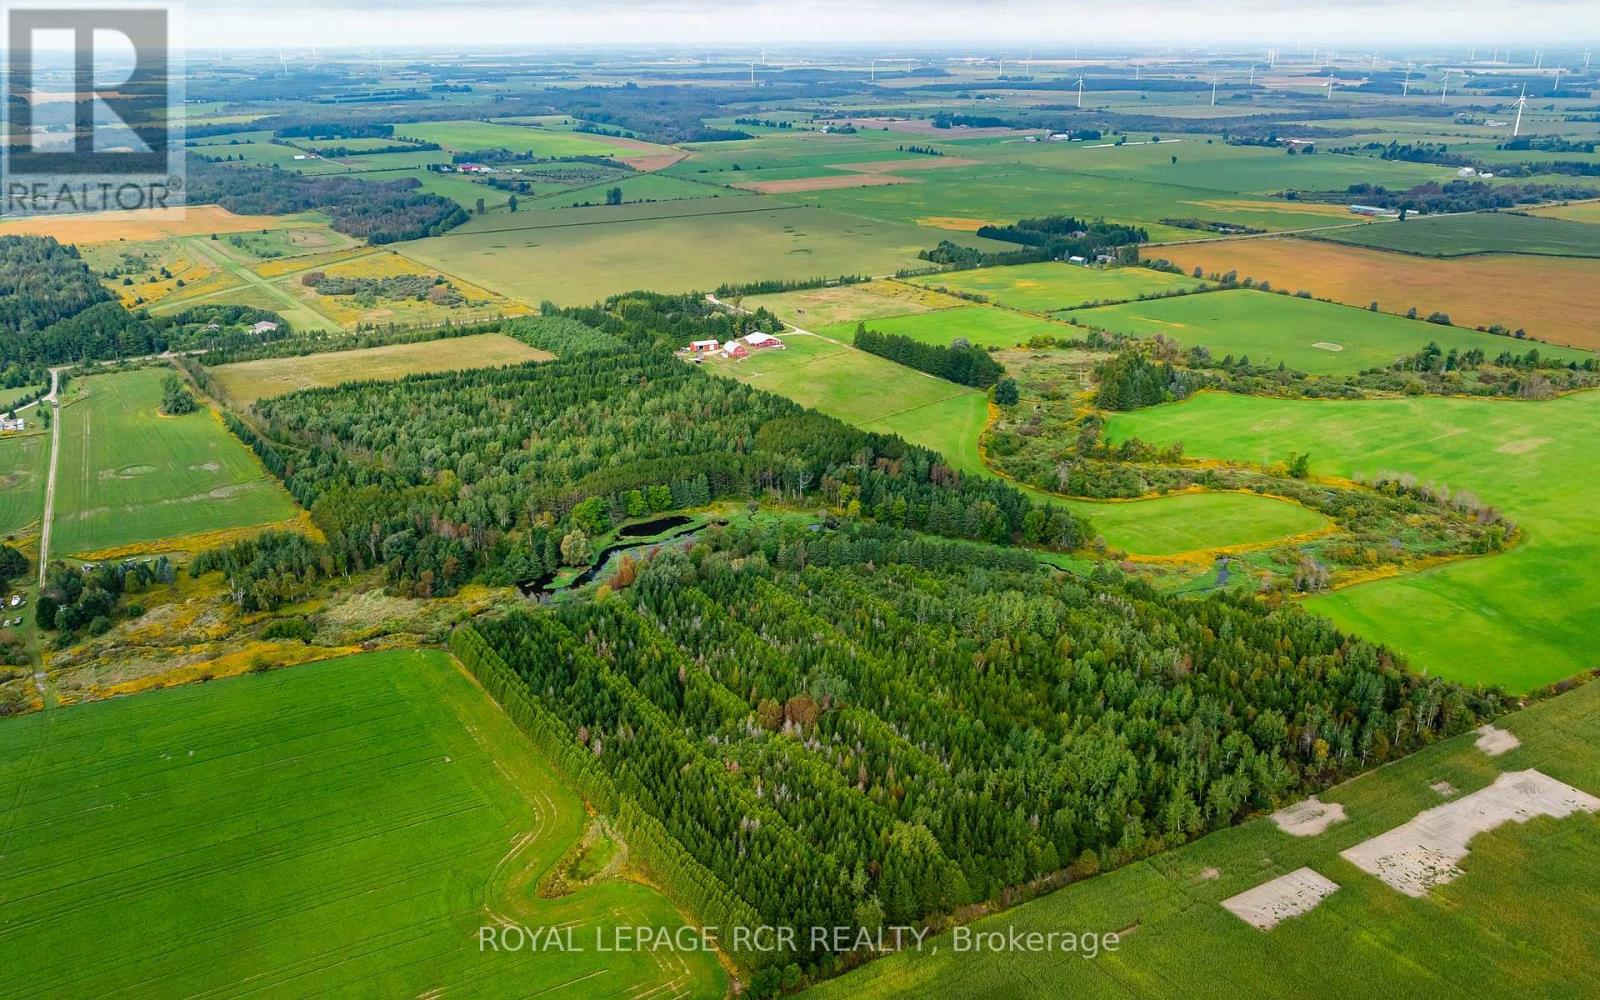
left=1076, top=73, right=1085, bottom=109
left=1402, top=62, right=1413, bottom=97
left=1586, top=50, right=1593, bottom=71
left=1248, top=64, right=1256, bottom=85
left=1553, top=66, right=1565, bottom=95
left=1325, top=77, right=1335, bottom=101
left=1440, top=69, right=1452, bottom=102
left=1513, top=84, right=1527, bottom=136
left=1211, top=73, right=1218, bottom=106
left=749, top=62, right=756, bottom=84
left=279, top=48, right=288, bottom=76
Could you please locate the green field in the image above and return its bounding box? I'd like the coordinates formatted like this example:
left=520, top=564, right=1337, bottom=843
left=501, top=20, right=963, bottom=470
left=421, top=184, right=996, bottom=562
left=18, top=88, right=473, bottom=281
left=51, top=368, right=301, bottom=555
left=1068, top=289, right=1594, bottom=374
left=806, top=677, right=1600, bottom=999
left=0, top=649, right=726, bottom=999
left=907, top=262, right=1206, bottom=312
left=398, top=200, right=1005, bottom=305
left=820, top=305, right=1077, bottom=348
left=1313, top=211, right=1600, bottom=257
left=1076, top=491, right=1329, bottom=556
left=395, top=119, right=635, bottom=157
left=0, top=432, right=49, bottom=538
left=1106, top=389, right=1600, bottom=690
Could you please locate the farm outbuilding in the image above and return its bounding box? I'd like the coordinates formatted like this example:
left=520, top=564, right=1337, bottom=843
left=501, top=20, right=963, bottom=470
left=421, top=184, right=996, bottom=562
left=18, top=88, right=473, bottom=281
left=688, top=339, right=720, bottom=353
left=743, top=332, right=783, bottom=350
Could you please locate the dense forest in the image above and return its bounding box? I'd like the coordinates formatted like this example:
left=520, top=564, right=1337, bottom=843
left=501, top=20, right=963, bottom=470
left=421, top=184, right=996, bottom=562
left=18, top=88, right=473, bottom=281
left=462, top=518, right=1505, bottom=986
left=184, top=159, right=468, bottom=244
left=248, top=310, right=1085, bottom=592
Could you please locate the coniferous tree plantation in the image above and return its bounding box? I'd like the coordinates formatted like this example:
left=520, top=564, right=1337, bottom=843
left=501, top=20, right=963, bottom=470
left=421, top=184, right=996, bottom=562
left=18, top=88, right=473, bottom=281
left=460, top=519, right=1506, bottom=979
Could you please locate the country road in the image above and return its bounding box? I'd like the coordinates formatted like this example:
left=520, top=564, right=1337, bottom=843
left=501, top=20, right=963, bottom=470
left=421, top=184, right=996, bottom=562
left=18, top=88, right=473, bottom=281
left=36, top=367, right=63, bottom=590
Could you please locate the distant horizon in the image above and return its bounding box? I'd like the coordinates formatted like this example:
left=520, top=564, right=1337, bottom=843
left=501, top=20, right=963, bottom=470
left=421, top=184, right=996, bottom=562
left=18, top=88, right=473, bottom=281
left=163, top=1, right=1600, bottom=53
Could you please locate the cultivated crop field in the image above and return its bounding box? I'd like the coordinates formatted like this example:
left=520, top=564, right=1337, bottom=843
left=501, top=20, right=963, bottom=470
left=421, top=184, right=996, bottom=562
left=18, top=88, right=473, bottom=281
left=1067, top=289, right=1594, bottom=374
left=1107, top=389, right=1600, bottom=691
left=0, top=649, right=725, bottom=999
left=818, top=304, right=1077, bottom=348
left=51, top=368, right=301, bottom=556
left=0, top=432, right=49, bottom=537
left=743, top=280, right=966, bottom=327
left=398, top=200, right=1001, bottom=305
left=1312, top=211, right=1600, bottom=257
left=1152, top=236, right=1600, bottom=350
left=395, top=119, right=652, bottom=157
left=907, top=261, right=1206, bottom=312
left=804, top=678, right=1600, bottom=999
left=208, top=333, right=553, bottom=405
left=0, top=205, right=332, bottom=243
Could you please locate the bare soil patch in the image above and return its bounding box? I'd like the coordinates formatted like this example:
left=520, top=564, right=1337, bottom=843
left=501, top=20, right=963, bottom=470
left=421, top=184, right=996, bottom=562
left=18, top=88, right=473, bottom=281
left=618, top=152, right=688, bottom=172
left=1222, top=867, right=1340, bottom=930
left=835, top=157, right=982, bottom=173
left=1339, top=769, right=1599, bottom=897
left=1272, top=796, right=1347, bottom=837
left=1475, top=724, right=1521, bottom=756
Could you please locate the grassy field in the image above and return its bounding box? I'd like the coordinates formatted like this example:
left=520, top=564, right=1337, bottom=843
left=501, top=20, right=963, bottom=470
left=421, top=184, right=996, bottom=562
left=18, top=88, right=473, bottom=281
left=820, top=305, right=1077, bottom=348
left=51, top=368, right=301, bottom=556
left=1312, top=211, right=1600, bottom=257
left=0, top=432, right=49, bottom=538
left=805, top=678, right=1600, bottom=999
left=398, top=200, right=1003, bottom=305
left=1528, top=200, right=1600, bottom=225
left=906, top=262, right=1206, bottom=312
left=1067, top=289, right=1594, bottom=374
left=0, top=649, right=726, bottom=999
left=744, top=281, right=966, bottom=327
left=1152, top=236, right=1600, bottom=350
left=395, top=119, right=638, bottom=157
left=209, top=334, right=552, bottom=405
left=1106, top=389, right=1600, bottom=691
left=1076, top=491, right=1329, bottom=557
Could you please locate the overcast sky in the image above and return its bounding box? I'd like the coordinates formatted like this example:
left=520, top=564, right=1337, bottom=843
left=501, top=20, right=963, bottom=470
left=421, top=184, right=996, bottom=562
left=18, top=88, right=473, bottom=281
left=182, top=1, right=1600, bottom=53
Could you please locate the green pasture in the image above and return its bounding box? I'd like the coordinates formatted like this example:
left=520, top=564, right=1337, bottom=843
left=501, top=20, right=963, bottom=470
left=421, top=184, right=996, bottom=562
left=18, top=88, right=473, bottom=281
left=1312, top=211, right=1600, bottom=257
left=1074, top=491, right=1329, bottom=557
left=1106, top=389, right=1600, bottom=690
left=0, top=649, right=726, bottom=999
left=820, top=304, right=1076, bottom=348
left=907, top=262, right=1206, bottom=312
left=50, top=367, right=300, bottom=555
left=806, top=679, right=1600, bottom=998
left=397, top=200, right=1003, bottom=305
left=394, top=119, right=633, bottom=157
left=1067, top=289, right=1594, bottom=374
left=0, top=431, right=48, bottom=538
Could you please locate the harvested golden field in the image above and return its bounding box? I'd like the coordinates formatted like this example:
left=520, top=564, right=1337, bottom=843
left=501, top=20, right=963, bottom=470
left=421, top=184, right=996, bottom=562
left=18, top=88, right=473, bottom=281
left=1153, top=236, right=1600, bottom=350
left=1528, top=200, right=1600, bottom=225
left=917, top=215, right=1002, bottom=232
left=0, top=205, right=326, bottom=243
left=744, top=279, right=965, bottom=327
left=207, top=332, right=552, bottom=405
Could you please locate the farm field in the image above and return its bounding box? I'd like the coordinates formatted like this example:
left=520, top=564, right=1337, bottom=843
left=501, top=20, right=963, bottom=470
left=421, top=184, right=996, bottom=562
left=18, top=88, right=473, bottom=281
left=1106, top=389, right=1600, bottom=691
left=743, top=280, right=966, bottom=327
left=805, top=677, right=1600, bottom=999
left=395, top=119, right=654, bottom=157
left=208, top=333, right=553, bottom=405
left=397, top=200, right=1004, bottom=305
left=0, top=206, right=331, bottom=243
left=1153, top=236, right=1600, bottom=350
left=820, top=304, right=1077, bottom=348
left=50, top=368, right=301, bottom=556
left=1528, top=200, right=1600, bottom=225
left=0, top=649, right=726, bottom=999
left=1066, top=289, right=1594, bottom=374
left=906, top=261, right=1207, bottom=312
left=0, top=432, right=49, bottom=537
left=1311, top=211, right=1600, bottom=257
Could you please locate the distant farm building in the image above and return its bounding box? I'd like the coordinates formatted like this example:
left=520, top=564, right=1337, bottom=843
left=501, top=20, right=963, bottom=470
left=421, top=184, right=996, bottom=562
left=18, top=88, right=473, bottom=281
left=687, top=339, right=720, bottom=353
left=1348, top=205, right=1399, bottom=218
left=722, top=341, right=749, bottom=359
left=0, top=417, right=23, bottom=432
left=251, top=320, right=280, bottom=334
left=743, top=332, right=783, bottom=350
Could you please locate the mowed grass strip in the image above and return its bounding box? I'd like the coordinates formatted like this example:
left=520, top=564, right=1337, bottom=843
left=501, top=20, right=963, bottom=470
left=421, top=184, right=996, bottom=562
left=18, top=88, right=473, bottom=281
left=51, top=368, right=300, bottom=556
left=1150, top=236, right=1600, bottom=351
left=907, top=261, right=1206, bottom=312
left=1312, top=211, right=1600, bottom=257
left=804, top=679, right=1600, bottom=999
left=819, top=305, right=1078, bottom=349
left=1068, top=289, right=1594, bottom=374
left=0, top=649, right=726, bottom=999
left=1106, top=389, right=1600, bottom=691
left=208, top=334, right=554, bottom=405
